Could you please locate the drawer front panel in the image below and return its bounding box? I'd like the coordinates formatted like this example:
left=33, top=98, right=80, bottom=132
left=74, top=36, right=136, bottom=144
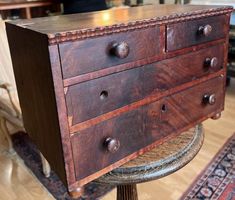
left=146, top=76, right=224, bottom=135
left=59, top=27, right=161, bottom=79
left=167, top=15, right=228, bottom=51
left=71, top=76, right=224, bottom=181
left=66, top=44, right=223, bottom=125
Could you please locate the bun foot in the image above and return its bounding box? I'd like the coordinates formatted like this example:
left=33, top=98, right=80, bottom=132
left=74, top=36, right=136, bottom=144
left=69, top=187, right=84, bottom=199
left=211, top=112, right=221, bottom=120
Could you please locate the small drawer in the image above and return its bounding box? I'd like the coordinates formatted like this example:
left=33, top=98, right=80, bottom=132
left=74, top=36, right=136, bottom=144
left=71, top=76, right=224, bottom=182
left=146, top=76, right=224, bottom=135
left=66, top=44, right=224, bottom=125
left=59, top=26, right=161, bottom=79
left=166, top=15, right=228, bottom=51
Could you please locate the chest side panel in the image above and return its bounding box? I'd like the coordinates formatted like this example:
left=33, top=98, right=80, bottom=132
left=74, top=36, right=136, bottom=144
left=6, top=23, right=68, bottom=186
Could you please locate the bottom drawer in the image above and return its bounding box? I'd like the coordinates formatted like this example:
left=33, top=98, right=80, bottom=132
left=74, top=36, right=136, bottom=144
left=71, top=76, right=224, bottom=182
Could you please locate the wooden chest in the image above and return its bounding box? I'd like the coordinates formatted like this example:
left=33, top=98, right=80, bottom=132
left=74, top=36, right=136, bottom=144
left=6, top=5, right=233, bottom=195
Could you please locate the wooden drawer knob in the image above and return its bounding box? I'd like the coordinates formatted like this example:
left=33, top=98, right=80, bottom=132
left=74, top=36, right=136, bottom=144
left=105, top=137, right=120, bottom=153
left=199, top=24, right=212, bottom=36
left=111, top=42, right=129, bottom=59
left=205, top=57, right=218, bottom=68
left=203, top=94, right=216, bottom=105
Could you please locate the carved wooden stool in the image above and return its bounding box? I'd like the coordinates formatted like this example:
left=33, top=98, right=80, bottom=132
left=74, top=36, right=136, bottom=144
left=95, top=125, right=204, bottom=200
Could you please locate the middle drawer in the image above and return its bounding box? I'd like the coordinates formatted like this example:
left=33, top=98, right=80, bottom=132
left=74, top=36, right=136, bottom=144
left=65, top=44, right=223, bottom=125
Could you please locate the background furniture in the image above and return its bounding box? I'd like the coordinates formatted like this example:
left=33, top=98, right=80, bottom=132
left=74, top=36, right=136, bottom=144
left=228, top=25, right=235, bottom=80
left=227, top=13, right=235, bottom=84
left=159, top=0, right=185, bottom=4
left=0, top=0, right=60, bottom=19
left=0, top=81, right=51, bottom=177
left=96, top=125, right=204, bottom=200
left=0, top=81, right=22, bottom=153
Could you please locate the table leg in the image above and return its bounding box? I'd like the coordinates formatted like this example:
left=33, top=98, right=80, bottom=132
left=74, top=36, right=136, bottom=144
left=117, top=184, right=138, bottom=200
left=40, top=152, right=51, bottom=178
left=25, top=7, right=31, bottom=19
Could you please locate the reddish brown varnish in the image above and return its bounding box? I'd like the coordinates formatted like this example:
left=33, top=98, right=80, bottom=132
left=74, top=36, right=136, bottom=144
left=66, top=44, right=224, bottom=125
left=71, top=76, right=224, bottom=181
left=166, top=15, right=228, bottom=51
left=6, top=4, right=232, bottom=194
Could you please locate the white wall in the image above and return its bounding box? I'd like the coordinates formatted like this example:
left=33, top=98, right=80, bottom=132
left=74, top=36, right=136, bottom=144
left=0, top=20, right=18, bottom=101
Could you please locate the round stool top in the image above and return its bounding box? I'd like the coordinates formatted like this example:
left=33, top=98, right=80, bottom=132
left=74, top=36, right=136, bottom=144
left=96, top=124, right=204, bottom=185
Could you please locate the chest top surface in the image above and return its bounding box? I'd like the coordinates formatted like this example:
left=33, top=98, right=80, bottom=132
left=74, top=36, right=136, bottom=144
left=8, top=4, right=233, bottom=44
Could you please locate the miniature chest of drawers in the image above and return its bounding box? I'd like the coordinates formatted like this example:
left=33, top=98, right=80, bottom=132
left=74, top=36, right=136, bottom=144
left=6, top=5, right=233, bottom=194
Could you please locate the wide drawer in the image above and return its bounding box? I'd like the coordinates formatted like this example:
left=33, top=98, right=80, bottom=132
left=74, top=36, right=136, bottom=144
left=66, top=44, right=224, bottom=125
left=59, top=26, right=161, bottom=79
left=71, top=76, right=224, bottom=181
left=166, top=15, right=228, bottom=51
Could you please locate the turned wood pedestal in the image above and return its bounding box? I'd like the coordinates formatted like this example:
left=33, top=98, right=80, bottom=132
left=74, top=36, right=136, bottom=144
left=95, top=125, right=204, bottom=200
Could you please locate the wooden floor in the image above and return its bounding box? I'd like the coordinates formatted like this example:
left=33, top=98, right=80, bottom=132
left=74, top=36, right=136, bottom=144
left=0, top=78, right=234, bottom=200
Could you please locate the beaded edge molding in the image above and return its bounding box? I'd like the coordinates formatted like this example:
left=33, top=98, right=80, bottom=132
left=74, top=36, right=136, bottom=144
left=47, top=6, right=233, bottom=45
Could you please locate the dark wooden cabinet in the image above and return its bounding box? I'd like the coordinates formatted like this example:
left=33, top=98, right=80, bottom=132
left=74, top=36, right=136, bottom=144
left=6, top=4, right=232, bottom=195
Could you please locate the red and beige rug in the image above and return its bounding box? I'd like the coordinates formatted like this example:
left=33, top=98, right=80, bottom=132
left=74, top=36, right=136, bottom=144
left=181, top=133, right=235, bottom=200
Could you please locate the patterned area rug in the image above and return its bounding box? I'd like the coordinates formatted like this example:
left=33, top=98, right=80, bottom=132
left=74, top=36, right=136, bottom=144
left=181, top=133, right=235, bottom=200
left=12, top=132, right=114, bottom=200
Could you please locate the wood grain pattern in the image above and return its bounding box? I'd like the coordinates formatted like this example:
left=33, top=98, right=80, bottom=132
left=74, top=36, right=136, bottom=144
left=117, top=185, right=138, bottom=200
left=167, top=15, right=229, bottom=51
left=66, top=44, right=224, bottom=125
left=102, top=78, right=235, bottom=200
left=5, top=5, right=231, bottom=194
left=6, top=24, right=67, bottom=186
left=69, top=69, right=225, bottom=133
left=71, top=76, right=224, bottom=182
left=1, top=80, right=235, bottom=200
left=97, top=124, right=204, bottom=184
left=59, top=26, right=162, bottom=78
left=63, top=39, right=226, bottom=86
left=48, top=45, right=76, bottom=189
left=7, top=5, right=233, bottom=44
